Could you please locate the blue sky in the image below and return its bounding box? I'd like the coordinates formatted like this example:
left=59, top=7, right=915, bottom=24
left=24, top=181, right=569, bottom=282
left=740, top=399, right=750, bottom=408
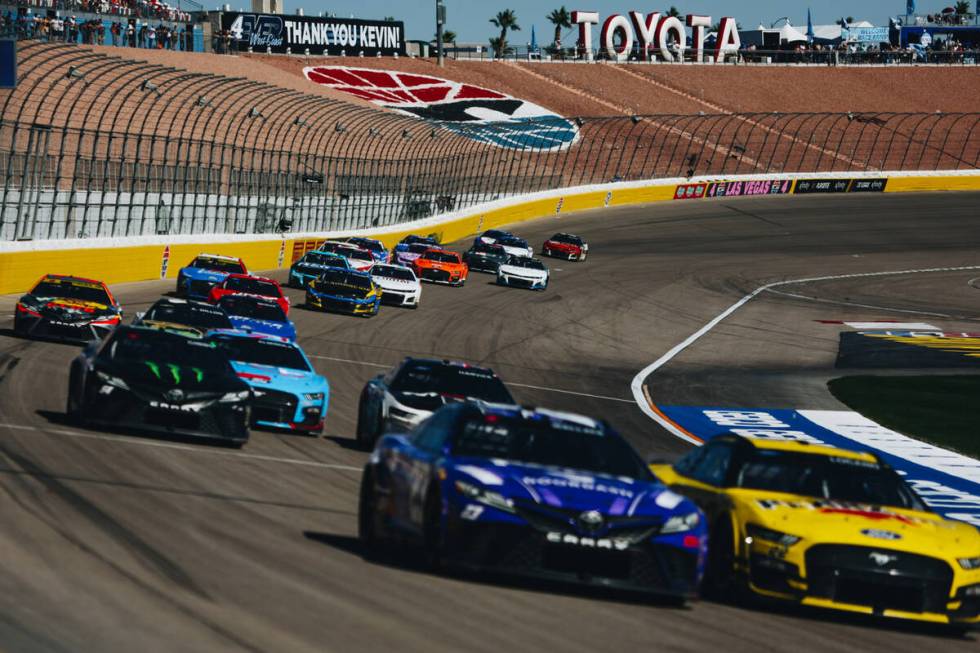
left=271, top=1, right=933, bottom=42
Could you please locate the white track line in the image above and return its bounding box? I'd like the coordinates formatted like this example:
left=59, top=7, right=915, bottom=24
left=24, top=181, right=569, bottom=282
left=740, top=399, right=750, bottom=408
left=630, top=265, right=980, bottom=444
left=0, top=422, right=362, bottom=472
left=764, top=288, right=953, bottom=318
left=308, top=354, right=388, bottom=368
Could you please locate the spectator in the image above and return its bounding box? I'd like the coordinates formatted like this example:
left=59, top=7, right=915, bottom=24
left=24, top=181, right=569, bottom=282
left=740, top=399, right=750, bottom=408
left=146, top=22, right=155, bottom=49
left=110, top=20, right=120, bottom=46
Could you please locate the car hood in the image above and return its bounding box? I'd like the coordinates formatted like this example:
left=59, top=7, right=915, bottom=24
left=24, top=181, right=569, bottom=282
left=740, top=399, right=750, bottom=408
left=373, top=277, right=418, bottom=291
left=231, top=360, right=327, bottom=393
left=451, top=459, right=692, bottom=518
left=499, top=265, right=547, bottom=278
left=546, top=241, right=581, bottom=251
left=293, top=262, right=345, bottom=275
left=24, top=296, right=115, bottom=319
left=228, top=316, right=296, bottom=340
left=100, top=360, right=243, bottom=395
left=734, top=490, right=980, bottom=557
left=391, top=390, right=488, bottom=412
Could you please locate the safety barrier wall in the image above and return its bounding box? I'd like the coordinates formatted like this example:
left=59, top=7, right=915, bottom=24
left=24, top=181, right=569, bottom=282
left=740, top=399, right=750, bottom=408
left=2, top=170, right=979, bottom=294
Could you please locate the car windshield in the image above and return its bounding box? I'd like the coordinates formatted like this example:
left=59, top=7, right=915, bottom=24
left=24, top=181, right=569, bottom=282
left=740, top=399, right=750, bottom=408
left=224, top=277, right=279, bottom=297
left=318, top=269, right=372, bottom=289
left=391, top=363, right=513, bottom=403
left=481, top=230, right=509, bottom=240
left=343, top=248, right=373, bottom=262
left=209, top=336, right=311, bottom=371
left=735, top=449, right=926, bottom=511
left=500, top=237, right=528, bottom=248
left=406, top=243, right=431, bottom=254
left=192, top=257, right=244, bottom=273
left=349, top=238, right=384, bottom=253
left=423, top=251, right=459, bottom=263
left=144, top=302, right=233, bottom=330
left=103, top=329, right=231, bottom=373
left=31, top=279, right=111, bottom=304
left=373, top=266, right=415, bottom=281
left=507, top=257, right=545, bottom=270
left=471, top=244, right=504, bottom=255
left=218, top=296, right=286, bottom=322
left=402, top=235, right=438, bottom=246
left=453, top=415, right=650, bottom=479
left=302, top=252, right=347, bottom=268
left=551, top=233, right=582, bottom=245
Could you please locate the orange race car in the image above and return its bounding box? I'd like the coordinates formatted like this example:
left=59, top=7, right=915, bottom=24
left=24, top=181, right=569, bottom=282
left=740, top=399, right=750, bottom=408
left=411, top=248, right=469, bottom=286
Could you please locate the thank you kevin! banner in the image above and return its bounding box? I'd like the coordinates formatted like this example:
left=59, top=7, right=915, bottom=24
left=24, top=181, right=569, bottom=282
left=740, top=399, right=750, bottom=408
left=222, top=13, right=405, bottom=56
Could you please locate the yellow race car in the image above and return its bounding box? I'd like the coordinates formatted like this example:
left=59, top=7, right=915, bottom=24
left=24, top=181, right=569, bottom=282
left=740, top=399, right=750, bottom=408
left=651, top=435, right=980, bottom=627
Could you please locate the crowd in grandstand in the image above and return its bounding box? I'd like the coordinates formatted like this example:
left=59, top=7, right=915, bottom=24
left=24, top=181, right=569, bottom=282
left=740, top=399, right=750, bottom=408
left=5, top=0, right=189, bottom=22
left=1, top=4, right=190, bottom=48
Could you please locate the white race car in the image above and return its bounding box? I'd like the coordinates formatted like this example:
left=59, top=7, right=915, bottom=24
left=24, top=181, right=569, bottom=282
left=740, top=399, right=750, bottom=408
left=496, top=256, right=549, bottom=291
left=370, top=263, right=422, bottom=308
left=496, top=235, right=534, bottom=259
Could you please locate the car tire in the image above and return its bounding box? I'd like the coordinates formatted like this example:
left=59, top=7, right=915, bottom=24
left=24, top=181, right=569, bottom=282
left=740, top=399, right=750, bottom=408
left=704, top=516, right=750, bottom=603
left=12, top=313, right=25, bottom=337
left=175, top=274, right=185, bottom=296
left=355, top=392, right=381, bottom=449
left=358, top=466, right=383, bottom=560
left=423, top=487, right=445, bottom=570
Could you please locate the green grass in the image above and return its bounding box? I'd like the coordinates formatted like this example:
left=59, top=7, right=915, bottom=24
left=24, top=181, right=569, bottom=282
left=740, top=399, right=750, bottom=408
left=828, top=375, right=980, bottom=460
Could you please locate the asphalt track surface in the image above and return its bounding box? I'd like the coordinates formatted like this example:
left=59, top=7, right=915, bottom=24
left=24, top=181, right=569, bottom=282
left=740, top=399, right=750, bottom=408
left=1, top=192, right=979, bottom=652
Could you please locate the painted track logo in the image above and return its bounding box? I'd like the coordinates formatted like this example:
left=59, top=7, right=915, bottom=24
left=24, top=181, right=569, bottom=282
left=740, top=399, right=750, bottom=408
left=304, top=66, right=578, bottom=151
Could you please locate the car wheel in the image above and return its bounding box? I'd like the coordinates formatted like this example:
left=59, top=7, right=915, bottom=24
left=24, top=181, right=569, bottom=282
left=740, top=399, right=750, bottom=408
left=704, top=516, right=749, bottom=603
left=12, top=313, right=25, bottom=337
left=358, top=466, right=383, bottom=559
left=423, top=488, right=445, bottom=570
left=175, top=274, right=185, bottom=296
left=66, top=369, right=87, bottom=422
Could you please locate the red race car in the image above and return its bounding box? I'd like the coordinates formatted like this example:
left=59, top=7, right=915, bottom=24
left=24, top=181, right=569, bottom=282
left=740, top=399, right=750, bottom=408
left=412, top=248, right=469, bottom=286
left=207, top=274, right=290, bottom=315
left=541, top=232, right=589, bottom=261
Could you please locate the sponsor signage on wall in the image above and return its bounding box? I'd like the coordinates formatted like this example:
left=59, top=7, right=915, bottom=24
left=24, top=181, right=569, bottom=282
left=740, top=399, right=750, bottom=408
left=674, top=178, right=793, bottom=200
left=794, top=178, right=888, bottom=194
left=222, top=13, right=405, bottom=56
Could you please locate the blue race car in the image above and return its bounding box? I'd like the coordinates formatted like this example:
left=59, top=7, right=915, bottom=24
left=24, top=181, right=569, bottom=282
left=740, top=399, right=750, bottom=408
left=208, top=331, right=329, bottom=435
left=305, top=268, right=381, bottom=317
left=343, top=237, right=390, bottom=263
left=176, top=253, right=247, bottom=300
left=473, top=229, right=514, bottom=247
left=392, top=234, right=439, bottom=266
left=216, top=294, right=297, bottom=341
left=359, top=403, right=707, bottom=599
left=288, top=250, right=351, bottom=289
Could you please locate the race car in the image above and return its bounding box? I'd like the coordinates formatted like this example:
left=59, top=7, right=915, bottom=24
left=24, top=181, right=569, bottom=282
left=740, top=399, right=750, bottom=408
left=463, top=242, right=509, bottom=273
left=305, top=268, right=381, bottom=317
left=412, top=248, right=469, bottom=286
left=216, top=294, right=296, bottom=341
left=473, top=229, right=513, bottom=247
left=176, top=254, right=247, bottom=300
left=370, top=263, right=422, bottom=309
left=495, top=235, right=534, bottom=259
left=355, top=357, right=514, bottom=448
left=343, top=237, right=390, bottom=263
left=288, top=250, right=351, bottom=289
left=651, top=435, right=980, bottom=626
left=497, top=256, right=549, bottom=290
left=207, top=274, right=289, bottom=315
left=133, top=297, right=234, bottom=339
left=66, top=325, right=251, bottom=446
left=358, top=402, right=707, bottom=600
left=208, top=331, right=328, bottom=435
left=315, top=241, right=375, bottom=272
left=14, top=274, right=122, bottom=343
left=542, top=233, right=589, bottom=261
left=393, top=235, right=440, bottom=265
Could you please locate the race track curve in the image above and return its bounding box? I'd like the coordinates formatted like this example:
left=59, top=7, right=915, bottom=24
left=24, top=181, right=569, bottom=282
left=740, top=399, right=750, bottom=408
left=1, top=192, right=978, bottom=652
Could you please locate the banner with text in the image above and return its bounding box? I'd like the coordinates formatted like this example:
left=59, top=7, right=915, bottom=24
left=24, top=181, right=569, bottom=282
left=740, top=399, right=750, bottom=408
left=222, top=13, right=405, bottom=56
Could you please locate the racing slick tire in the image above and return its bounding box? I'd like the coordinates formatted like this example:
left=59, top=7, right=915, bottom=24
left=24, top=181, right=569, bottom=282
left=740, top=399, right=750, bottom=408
left=422, top=488, right=446, bottom=570
left=355, top=392, right=382, bottom=449
left=358, top=467, right=383, bottom=560
left=12, top=313, right=26, bottom=337
left=65, top=369, right=87, bottom=423
left=175, top=273, right=186, bottom=297
left=703, top=516, right=752, bottom=604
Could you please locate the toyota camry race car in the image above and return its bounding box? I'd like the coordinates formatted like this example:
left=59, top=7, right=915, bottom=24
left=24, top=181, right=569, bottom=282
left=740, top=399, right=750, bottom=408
left=463, top=242, right=509, bottom=273
left=359, top=403, right=707, bottom=598
left=67, top=325, right=251, bottom=446
left=134, top=298, right=234, bottom=339
left=305, top=268, right=381, bottom=317
left=316, top=241, right=376, bottom=272
left=542, top=233, right=589, bottom=261
left=289, top=251, right=351, bottom=289
left=497, top=256, right=549, bottom=290
left=216, top=295, right=296, bottom=341
left=412, top=248, right=468, bottom=286
left=393, top=235, right=440, bottom=265
left=14, top=274, right=122, bottom=343
left=355, top=357, right=514, bottom=448
left=651, top=435, right=980, bottom=626
left=370, top=264, right=422, bottom=308
left=208, top=331, right=328, bottom=435
left=343, top=237, right=390, bottom=263
left=176, top=254, right=247, bottom=299
left=473, top=229, right=513, bottom=247
left=496, top=235, right=534, bottom=259
left=207, top=274, right=290, bottom=315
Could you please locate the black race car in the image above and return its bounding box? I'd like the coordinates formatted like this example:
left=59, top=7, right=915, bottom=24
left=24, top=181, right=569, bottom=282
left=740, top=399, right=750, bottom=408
left=463, top=242, right=509, bottom=273
left=14, top=274, right=122, bottom=343
left=66, top=326, right=252, bottom=446
left=133, top=297, right=234, bottom=338
left=355, top=357, right=514, bottom=448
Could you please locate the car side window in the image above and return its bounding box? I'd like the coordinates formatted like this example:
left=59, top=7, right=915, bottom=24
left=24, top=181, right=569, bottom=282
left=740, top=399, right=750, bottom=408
left=690, top=441, right=735, bottom=487
left=673, top=447, right=705, bottom=477
left=413, top=409, right=456, bottom=453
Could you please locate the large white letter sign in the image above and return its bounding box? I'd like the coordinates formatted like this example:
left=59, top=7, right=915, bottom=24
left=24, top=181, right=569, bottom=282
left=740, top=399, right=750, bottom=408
left=655, top=15, right=686, bottom=62
left=572, top=11, right=600, bottom=60
left=714, top=16, right=741, bottom=62
left=629, top=11, right=659, bottom=61
left=600, top=14, right=633, bottom=61
left=686, top=14, right=711, bottom=62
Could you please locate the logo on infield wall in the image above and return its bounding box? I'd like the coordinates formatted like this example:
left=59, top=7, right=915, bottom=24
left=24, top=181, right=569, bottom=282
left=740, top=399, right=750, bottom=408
left=304, top=67, right=578, bottom=151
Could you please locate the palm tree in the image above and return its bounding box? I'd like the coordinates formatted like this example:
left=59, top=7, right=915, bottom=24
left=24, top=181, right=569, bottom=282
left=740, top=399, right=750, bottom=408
left=954, top=1, right=970, bottom=14
left=437, top=30, right=457, bottom=43
left=547, top=6, right=571, bottom=47
left=665, top=6, right=681, bottom=18
left=490, top=9, right=521, bottom=57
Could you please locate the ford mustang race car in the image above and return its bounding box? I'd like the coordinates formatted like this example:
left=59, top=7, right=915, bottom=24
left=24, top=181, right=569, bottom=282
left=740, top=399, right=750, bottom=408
left=343, top=237, right=390, bottom=263
left=208, top=331, right=328, bottom=435
left=463, top=242, right=509, bottom=273
left=216, top=295, right=296, bottom=341
left=496, top=235, right=534, bottom=259
left=355, top=357, right=514, bottom=448
left=316, top=241, right=375, bottom=271
left=289, top=250, right=351, bottom=289
left=67, top=325, right=251, bottom=446
left=176, top=254, right=247, bottom=299
left=497, top=256, right=549, bottom=290
left=412, top=248, right=468, bottom=286
left=473, top=229, right=513, bottom=247
left=370, top=263, right=422, bottom=308
left=14, top=274, right=122, bottom=343
left=134, top=298, right=234, bottom=338
left=305, top=268, right=381, bottom=317
left=207, top=274, right=289, bottom=315
left=651, top=435, right=980, bottom=626
left=542, top=233, right=589, bottom=261
left=359, top=402, right=707, bottom=598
